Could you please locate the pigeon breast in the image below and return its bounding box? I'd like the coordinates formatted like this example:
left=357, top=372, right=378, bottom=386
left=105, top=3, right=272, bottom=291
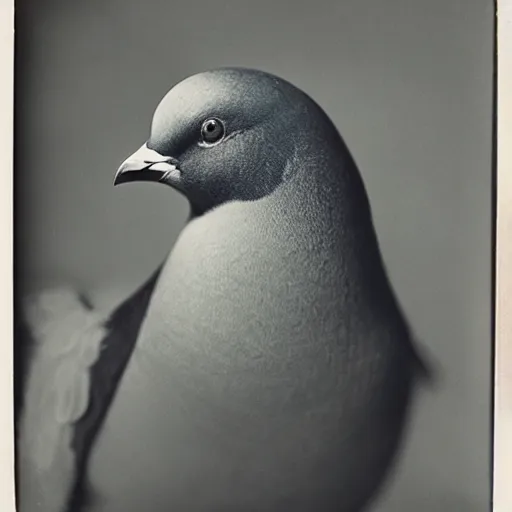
left=87, top=158, right=414, bottom=512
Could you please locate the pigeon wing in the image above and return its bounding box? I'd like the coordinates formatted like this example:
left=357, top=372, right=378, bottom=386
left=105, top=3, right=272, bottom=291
left=68, top=270, right=159, bottom=510
left=16, top=288, right=108, bottom=512
left=16, top=269, right=161, bottom=512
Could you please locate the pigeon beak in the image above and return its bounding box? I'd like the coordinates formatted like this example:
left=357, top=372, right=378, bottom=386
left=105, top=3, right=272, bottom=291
left=114, top=143, right=181, bottom=186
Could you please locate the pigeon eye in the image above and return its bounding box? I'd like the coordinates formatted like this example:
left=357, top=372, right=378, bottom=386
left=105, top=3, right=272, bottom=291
left=201, top=118, right=225, bottom=145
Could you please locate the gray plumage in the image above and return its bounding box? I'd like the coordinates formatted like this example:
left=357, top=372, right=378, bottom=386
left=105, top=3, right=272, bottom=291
left=17, top=68, right=429, bottom=512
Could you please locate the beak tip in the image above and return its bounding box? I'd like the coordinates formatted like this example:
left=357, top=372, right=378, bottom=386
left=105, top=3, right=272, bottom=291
left=113, top=168, right=125, bottom=187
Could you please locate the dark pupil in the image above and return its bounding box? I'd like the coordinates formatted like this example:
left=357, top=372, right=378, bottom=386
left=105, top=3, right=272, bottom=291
left=206, top=122, right=216, bottom=132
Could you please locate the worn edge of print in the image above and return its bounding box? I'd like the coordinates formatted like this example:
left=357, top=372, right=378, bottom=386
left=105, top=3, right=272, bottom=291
left=0, top=0, right=14, bottom=511
left=494, top=1, right=512, bottom=511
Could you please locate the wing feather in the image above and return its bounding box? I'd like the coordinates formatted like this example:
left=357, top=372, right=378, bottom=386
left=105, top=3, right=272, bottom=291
left=17, top=288, right=107, bottom=512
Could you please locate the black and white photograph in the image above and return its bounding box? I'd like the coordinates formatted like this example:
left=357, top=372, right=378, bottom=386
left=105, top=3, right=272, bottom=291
left=9, top=1, right=498, bottom=511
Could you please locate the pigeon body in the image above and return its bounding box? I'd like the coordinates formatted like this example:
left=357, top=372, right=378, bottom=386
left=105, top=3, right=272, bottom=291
left=17, top=68, right=428, bottom=512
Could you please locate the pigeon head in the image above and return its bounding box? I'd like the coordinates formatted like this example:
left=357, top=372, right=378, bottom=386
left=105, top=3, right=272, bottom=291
left=114, top=68, right=343, bottom=215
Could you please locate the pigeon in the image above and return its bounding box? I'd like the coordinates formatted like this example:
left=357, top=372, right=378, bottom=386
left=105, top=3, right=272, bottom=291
left=16, top=67, right=430, bottom=512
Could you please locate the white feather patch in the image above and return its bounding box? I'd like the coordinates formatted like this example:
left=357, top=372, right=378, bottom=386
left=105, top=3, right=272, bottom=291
left=17, top=287, right=108, bottom=512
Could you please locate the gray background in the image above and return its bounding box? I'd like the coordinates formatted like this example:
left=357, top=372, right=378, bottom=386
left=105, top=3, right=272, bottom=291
left=16, top=0, right=494, bottom=510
